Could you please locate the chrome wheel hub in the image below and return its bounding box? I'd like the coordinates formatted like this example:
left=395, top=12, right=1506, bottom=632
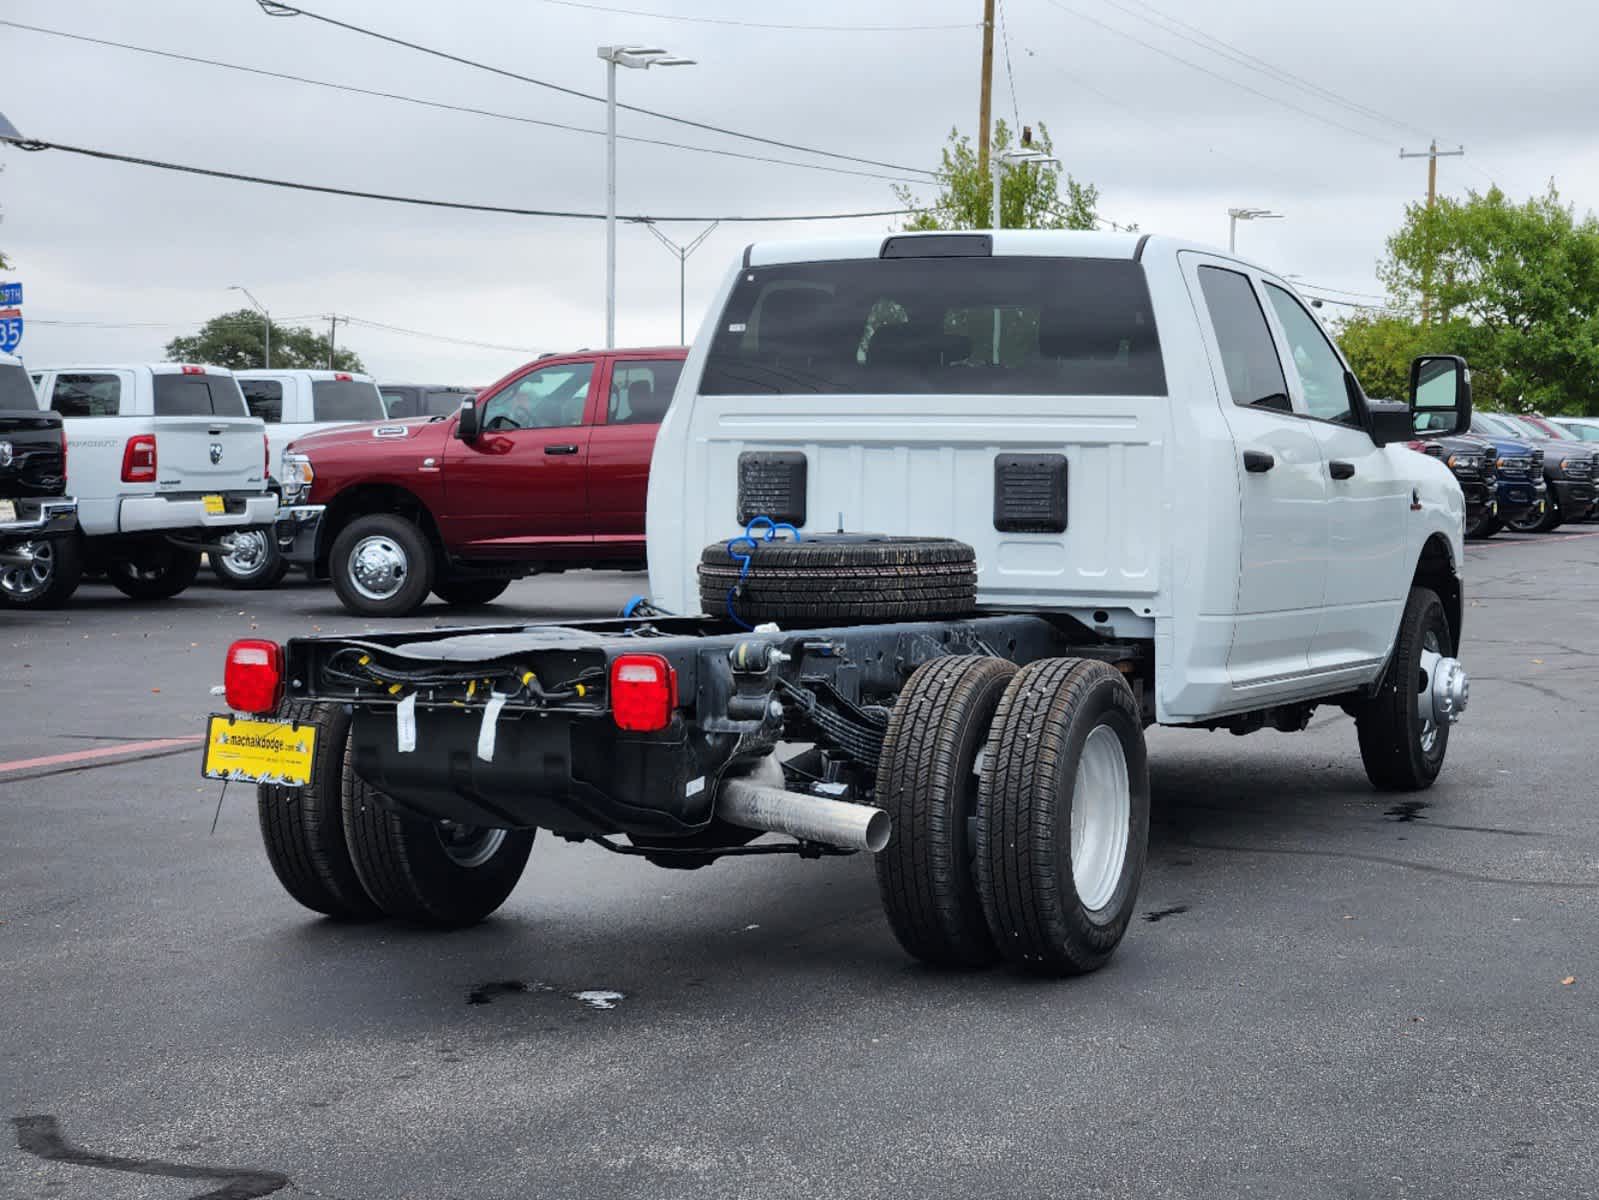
left=1417, top=642, right=1469, bottom=751
left=436, top=822, right=507, bottom=868
left=220, top=529, right=269, bottom=575
left=0, top=540, right=53, bottom=600
left=1071, top=723, right=1131, bottom=918
left=349, top=535, right=408, bottom=601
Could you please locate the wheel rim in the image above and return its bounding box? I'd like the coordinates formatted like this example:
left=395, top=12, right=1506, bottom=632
left=1416, top=629, right=1444, bottom=756
left=1071, top=723, right=1131, bottom=916
left=219, top=529, right=270, bottom=577
left=0, top=540, right=54, bottom=600
left=436, top=822, right=507, bottom=868
left=349, top=535, right=409, bottom=601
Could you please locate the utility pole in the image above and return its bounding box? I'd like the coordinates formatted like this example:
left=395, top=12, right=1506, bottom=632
left=326, top=313, right=344, bottom=369
left=1399, top=140, right=1464, bottom=323
left=977, top=0, right=996, bottom=192
left=643, top=221, right=719, bottom=344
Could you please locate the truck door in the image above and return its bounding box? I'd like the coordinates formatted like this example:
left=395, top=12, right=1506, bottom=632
left=1182, top=256, right=1328, bottom=692
left=441, top=358, right=595, bottom=554
left=587, top=356, right=683, bottom=561
left=1259, top=280, right=1409, bottom=672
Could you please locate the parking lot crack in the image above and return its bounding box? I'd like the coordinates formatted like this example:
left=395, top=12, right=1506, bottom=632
left=1183, top=841, right=1599, bottom=890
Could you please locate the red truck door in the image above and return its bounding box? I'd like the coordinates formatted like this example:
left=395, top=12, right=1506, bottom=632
left=440, top=358, right=598, bottom=556
left=586, top=354, right=685, bottom=562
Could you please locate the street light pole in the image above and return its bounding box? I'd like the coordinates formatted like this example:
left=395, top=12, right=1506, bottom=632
left=598, top=45, right=695, bottom=349
left=228, top=285, right=270, bottom=368
left=1227, top=207, right=1284, bottom=254
left=644, top=221, right=720, bottom=344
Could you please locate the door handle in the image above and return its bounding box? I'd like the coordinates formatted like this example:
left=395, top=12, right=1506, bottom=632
left=544, top=444, right=579, bottom=456
left=1329, top=460, right=1356, bottom=480
left=1242, top=450, right=1275, bottom=473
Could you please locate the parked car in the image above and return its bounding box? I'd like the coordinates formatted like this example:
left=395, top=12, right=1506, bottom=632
left=224, top=369, right=387, bottom=587
left=1433, top=416, right=1545, bottom=534
left=214, top=231, right=1472, bottom=979
left=0, top=351, right=77, bottom=606
left=378, top=383, right=478, bottom=420
left=1474, top=412, right=1598, bottom=531
left=1410, top=433, right=1499, bottom=537
left=20, top=363, right=275, bottom=606
left=1516, top=413, right=1599, bottom=523
left=1551, top=416, right=1599, bottom=443
left=276, top=348, right=686, bottom=615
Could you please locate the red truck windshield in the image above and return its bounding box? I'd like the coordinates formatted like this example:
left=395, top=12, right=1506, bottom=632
left=701, top=256, right=1165, bottom=397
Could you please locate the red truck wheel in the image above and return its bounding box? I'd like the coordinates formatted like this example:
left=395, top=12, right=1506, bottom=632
left=329, top=513, right=435, bottom=617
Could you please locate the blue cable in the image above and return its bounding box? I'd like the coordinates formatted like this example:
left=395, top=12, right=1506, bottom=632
left=724, top=515, right=801, bottom=629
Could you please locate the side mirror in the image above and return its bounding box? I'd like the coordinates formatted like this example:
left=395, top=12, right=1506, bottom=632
left=1366, top=399, right=1413, bottom=447
left=455, top=398, right=480, bottom=442
left=1409, top=354, right=1472, bottom=438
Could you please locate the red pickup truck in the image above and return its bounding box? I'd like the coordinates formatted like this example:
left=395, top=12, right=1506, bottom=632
left=275, top=347, right=686, bottom=616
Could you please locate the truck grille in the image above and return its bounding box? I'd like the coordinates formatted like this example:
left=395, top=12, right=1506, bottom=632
left=1532, top=449, right=1545, bottom=471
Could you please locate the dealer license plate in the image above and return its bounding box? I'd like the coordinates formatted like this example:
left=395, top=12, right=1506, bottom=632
left=0, top=499, right=15, bottom=523
left=202, top=715, right=316, bottom=786
left=203, top=494, right=226, bottom=514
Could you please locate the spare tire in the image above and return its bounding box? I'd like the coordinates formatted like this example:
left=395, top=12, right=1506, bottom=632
left=698, top=533, right=977, bottom=626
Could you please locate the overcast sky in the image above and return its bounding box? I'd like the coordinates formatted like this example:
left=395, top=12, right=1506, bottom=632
left=3, top=0, right=1596, bottom=384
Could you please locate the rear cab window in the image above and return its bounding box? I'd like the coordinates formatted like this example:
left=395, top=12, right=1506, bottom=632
left=313, top=379, right=385, bottom=422
left=154, top=374, right=248, bottom=417
left=701, top=256, right=1165, bottom=396
left=424, top=389, right=473, bottom=416
left=52, top=373, right=123, bottom=417
left=0, top=362, right=38, bottom=411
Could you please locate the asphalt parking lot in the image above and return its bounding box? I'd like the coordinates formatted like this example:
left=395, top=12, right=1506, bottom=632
left=4, top=535, right=1599, bottom=1200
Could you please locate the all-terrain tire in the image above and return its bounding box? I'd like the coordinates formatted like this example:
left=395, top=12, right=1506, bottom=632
left=342, top=762, right=534, bottom=927
left=697, top=534, right=977, bottom=625
left=1355, top=586, right=1453, bottom=792
left=976, top=658, right=1150, bottom=976
left=875, top=655, right=1017, bottom=968
left=0, top=532, right=83, bottom=609
left=107, top=544, right=202, bottom=600
left=256, top=702, right=383, bottom=921
left=329, top=513, right=436, bottom=617
left=432, top=578, right=511, bottom=607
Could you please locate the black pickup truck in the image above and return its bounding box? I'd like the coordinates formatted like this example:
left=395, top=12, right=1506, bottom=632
left=0, top=353, right=76, bottom=606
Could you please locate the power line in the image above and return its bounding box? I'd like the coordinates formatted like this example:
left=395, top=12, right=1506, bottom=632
left=256, top=1, right=937, bottom=177
left=0, top=20, right=918, bottom=184
left=4, top=135, right=920, bottom=224
left=997, top=0, right=1022, bottom=130
left=338, top=315, right=539, bottom=354
left=532, top=0, right=977, bottom=32
left=1035, top=0, right=1392, bottom=146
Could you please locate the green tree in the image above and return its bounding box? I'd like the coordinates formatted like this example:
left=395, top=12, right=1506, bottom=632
left=892, top=120, right=1103, bottom=232
left=164, top=309, right=364, bottom=372
left=1377, top=183, right=1599, bottom=413
left=1335, top=312, right=1430, bottom=403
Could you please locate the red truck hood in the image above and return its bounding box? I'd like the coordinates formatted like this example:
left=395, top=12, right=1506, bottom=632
left=287, top=416, right=448, bottom=455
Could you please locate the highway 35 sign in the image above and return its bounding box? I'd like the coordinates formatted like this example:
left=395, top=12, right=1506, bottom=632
left=0, top=309, right=22, bottom=355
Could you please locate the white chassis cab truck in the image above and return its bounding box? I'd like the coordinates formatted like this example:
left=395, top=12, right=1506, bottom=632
left=206, top=232, right=1471, bottom=977
left=225, top=369, right=387, bottom=587
left=22, top=363, right=275, bottom=606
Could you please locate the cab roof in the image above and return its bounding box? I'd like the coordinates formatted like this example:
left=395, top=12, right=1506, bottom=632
left=236, top=369, right=376, bottom=381
left=742, top=229, right=1222, bottom=268
left=32, top=362, right=239, bottom=376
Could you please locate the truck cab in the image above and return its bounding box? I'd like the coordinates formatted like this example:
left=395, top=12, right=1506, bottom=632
left=0, top=351, right=77, bottom=607
left=22, top=363, right=275, bottom=605
left=378, top=383, right=478, bottom=420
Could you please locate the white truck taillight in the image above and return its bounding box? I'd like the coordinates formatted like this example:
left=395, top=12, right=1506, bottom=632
left=121, top=434, right=157, bottom=483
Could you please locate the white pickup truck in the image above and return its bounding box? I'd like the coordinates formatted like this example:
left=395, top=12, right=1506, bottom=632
left=21, top=363, right=275, bottom=606
left=206, top=231, right=1472, bottom=979
left=224, top=369, right=387, bottom=587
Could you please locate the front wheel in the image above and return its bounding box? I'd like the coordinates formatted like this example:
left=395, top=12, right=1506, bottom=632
left=432, top=578, right=511, bottom=607
left=342, top=765, right=534, bottom=926
left=211, top=528, right=289, bottom=589
left=976, top=658, right=1150, bottom=976
left=107, top=544, right=202, bottom=600
left=1355, top=586, right=1463, bottom=791
left=0, top=534, right=83, bottom=609
left=329, top=513, right=435, bottom=617
left=1464, top=509, right=1498, bottom=540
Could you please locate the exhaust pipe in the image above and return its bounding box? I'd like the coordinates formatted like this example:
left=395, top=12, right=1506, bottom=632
left=717, top=772, right=891, bottom=853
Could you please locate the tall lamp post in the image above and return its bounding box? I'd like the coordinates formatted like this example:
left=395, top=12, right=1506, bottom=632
left=1227, top=207, right=1283, bottom=254
left=228, top=285, right=270, bottom=368
left=598, top=45, right=695, bottom=349
left=643, top=220, right=719, bottom=345
left=991, top=143, right=1059, bottom=232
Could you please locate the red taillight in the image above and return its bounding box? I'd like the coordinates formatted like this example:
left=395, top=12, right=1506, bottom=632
left=121, top=434, right=157, bottom=483
left=181, top=365, right=205, bottom=375
left=335, top=372, right=352, bottom=381
left=609, top=653, right=677, bottom=732
left=59, top=428, right=68, bottom=477
left=224, top=639, right=284, bottom=714
left=264, top=431, right=271, bottom=478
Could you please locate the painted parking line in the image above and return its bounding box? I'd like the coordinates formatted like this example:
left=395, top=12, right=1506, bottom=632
left=0, top=736, right=203, bottom=778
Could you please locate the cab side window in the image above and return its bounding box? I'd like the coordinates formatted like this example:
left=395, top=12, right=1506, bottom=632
left=241, top=380, right=284, bottom=423
left=479, top=363, right=595, bottom=432
left=1196, top=267, right=1290, bottom=413
left=606, top=360, right=684, bottom=426
left=52, top=373, right=122, bottom=417
left=1264, top=284, right=1353, bottom=425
